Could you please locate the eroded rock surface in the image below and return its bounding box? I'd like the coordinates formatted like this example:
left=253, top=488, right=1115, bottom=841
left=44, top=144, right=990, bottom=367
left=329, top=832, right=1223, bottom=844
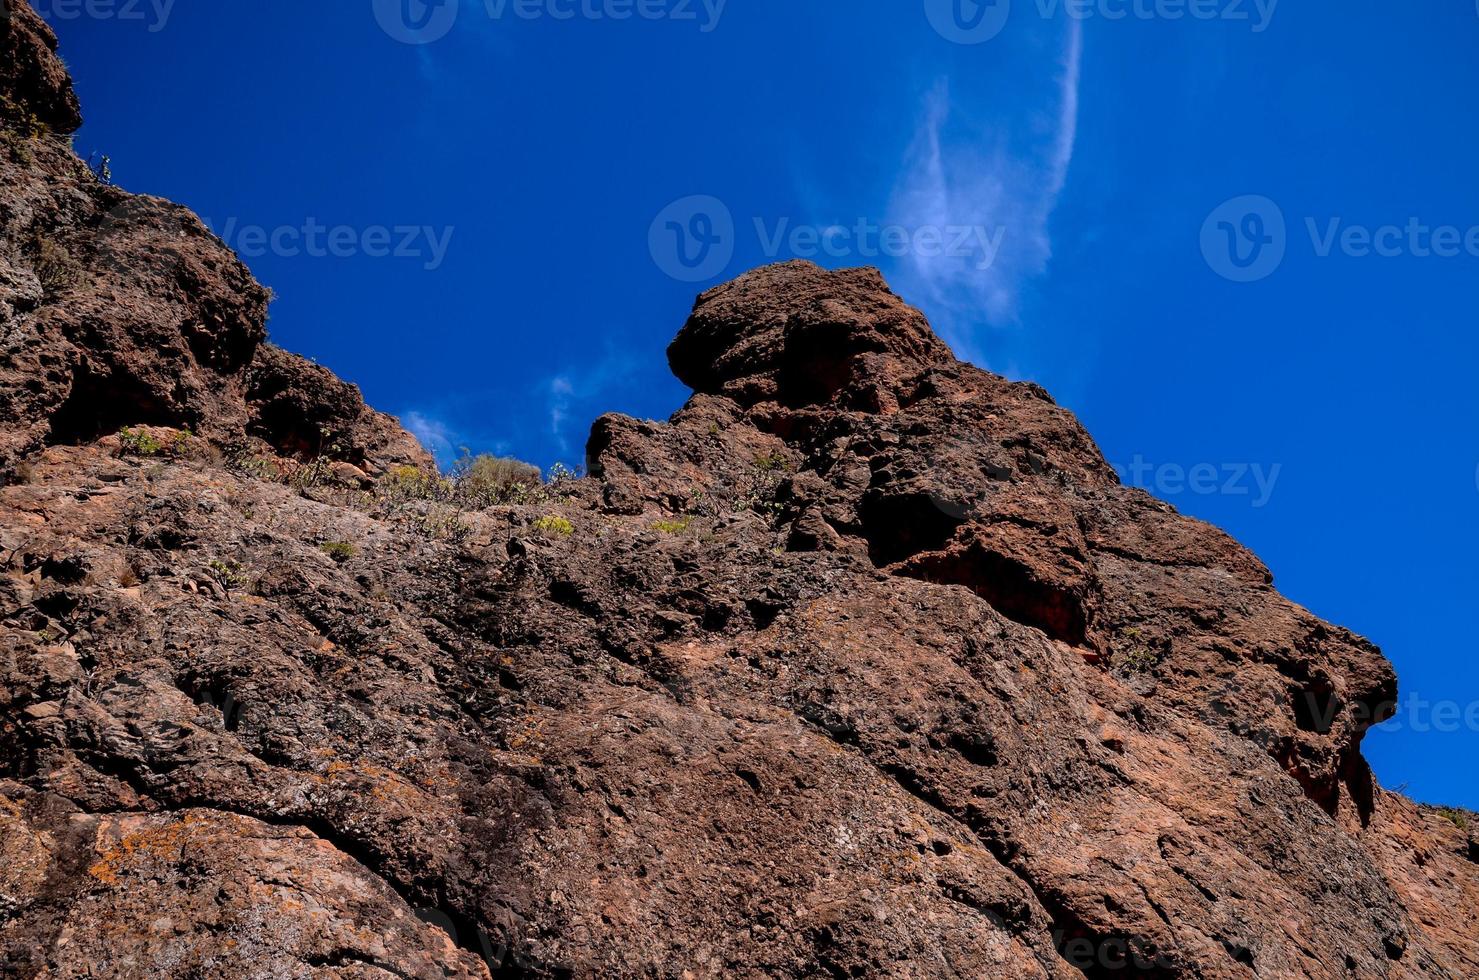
left=2, top=6, right=1476, bottom=976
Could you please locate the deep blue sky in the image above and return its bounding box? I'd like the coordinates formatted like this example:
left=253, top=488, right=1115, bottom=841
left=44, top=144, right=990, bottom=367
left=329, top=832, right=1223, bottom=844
left=50, top=1, right=1478, bottom=809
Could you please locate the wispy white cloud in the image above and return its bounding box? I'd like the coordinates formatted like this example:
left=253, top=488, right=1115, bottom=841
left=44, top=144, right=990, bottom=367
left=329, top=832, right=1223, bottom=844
left=400, top=337, right=648, bottom=474
left=546, top=376, right=576, bottom=453
left=403, top=410, right=460, bottom=465
left=542, top=344, right=640, bottom=458
left=890, top=19, right=1084, bottom=362
left=402, top=409, right=512, bottom=469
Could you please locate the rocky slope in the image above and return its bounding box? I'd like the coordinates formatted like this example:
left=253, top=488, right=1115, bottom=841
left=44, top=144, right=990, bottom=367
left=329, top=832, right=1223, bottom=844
left=1, top=3, right=1476, bottom=976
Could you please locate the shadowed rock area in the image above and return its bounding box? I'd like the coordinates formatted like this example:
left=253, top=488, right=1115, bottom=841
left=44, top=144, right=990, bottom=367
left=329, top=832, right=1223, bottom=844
left=2, top=4, right=1477, bottom=976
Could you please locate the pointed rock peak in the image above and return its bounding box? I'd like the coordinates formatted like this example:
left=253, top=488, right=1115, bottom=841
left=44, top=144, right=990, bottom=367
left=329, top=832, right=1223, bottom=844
left=667, top=261, right=955, bottom=409
left=1, top=0, right=83, bottom=134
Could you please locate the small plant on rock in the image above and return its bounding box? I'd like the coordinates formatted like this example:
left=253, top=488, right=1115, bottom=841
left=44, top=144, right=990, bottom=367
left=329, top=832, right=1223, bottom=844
left=533, top=515, right=574, bottom=537
left=545, top=461, right=581, bottom=489
left=1437, top=808, right=1471, bottom=832
left=374, top=464, right=442, bottom=504
left=207, top=559, right=249, bottom=595
left=118, top=426, right=197, bottom=460
left=753, top=451, right=790, bottom=473
left=320, top=541, right=357, bottom=564
left=118, top=427, right=167, bottom=457
left=229, top=452, right=280, bottom=482
left=33, top=236, right=81, bottom=295
left=1111, top=628, right=1163, bottom=675
left=413, top=506, right=471, bottom=544
left=2, top=129, right=34, bottom=165
left=86, top=151, right=112, bottom=185
left=653, top=517, right=692, bottom=535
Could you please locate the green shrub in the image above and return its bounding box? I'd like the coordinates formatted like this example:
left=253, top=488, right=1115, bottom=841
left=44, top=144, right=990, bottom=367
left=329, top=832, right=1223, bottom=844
left=754, top=452, right=789, bottom=472
left=118, top=427, right=167, bottom=457
left=2, top=129, right=34, bottom=165
left=118, top=426, right=199, bottom=460
left=230, top=453, right=280, bottom=482
left=545, top=461, right=581, bottom=488
left=320, top=541, right=357, bottom=563
left=375, top=464, right=441, bottom=502
left=453, top=453, right=543, bottom=505
left=1111, top=644, right=1162, bottom=675
left=532, top=515, right=574, bottom=537
left=1438, top=808, right=1471, bottom=832
left=412, top=506, right=471, bottom=544
left=653, top=517, right=692, bottom=535
left=207, top=559, right=248, bottom=594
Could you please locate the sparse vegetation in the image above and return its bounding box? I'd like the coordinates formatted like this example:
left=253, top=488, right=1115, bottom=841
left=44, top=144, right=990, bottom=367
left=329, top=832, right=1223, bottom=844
left=376, top=464, right=437, bottom=502
left=0, top=96, right=48, bottom=140
left=653, top=517, right=692, bottom=535
left=19, top=111, right=47, bottom=141
left=533, top=515, right=574, bottom=537
left=226, top=450, right=281, bottom=482
left=410, top=506, right=471, bottom=544
left=33, top=235, right=81, bottom=294
left=682, top=457, right=790, bottom=524
left=117, top=426, right=197, bottom=459
left=2, top=129, right=34, bottom=165
left=1437, top=808, right=1471, bottom=832
left=206, top=559, right=248, bottom=595
left=0, top=96, right=49, bottom=165
left=452, top=452, right=542, bottom=505
left=320, top=541, right=357, bottom=563
left=1111, top=628, right=1163, bottom=675
left=117, top=427, right=167, bottom=457
left=753, top=451, right=790, bottom=473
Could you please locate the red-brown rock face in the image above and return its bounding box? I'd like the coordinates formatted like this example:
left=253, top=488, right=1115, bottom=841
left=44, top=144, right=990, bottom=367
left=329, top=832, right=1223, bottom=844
left=1, top=5, right=1476, bottom=977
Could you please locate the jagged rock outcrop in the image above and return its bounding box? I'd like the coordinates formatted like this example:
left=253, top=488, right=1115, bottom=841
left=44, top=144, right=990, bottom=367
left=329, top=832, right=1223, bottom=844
left=0, top=0, right=80, bottom=134
left=2, top=6, right=1476, bottom=976
left=0, top=0, right=428, bottom=478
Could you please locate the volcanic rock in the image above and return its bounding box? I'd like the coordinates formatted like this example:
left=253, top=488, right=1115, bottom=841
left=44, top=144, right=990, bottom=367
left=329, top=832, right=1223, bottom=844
left=1, top=6, right=1476, bottom=976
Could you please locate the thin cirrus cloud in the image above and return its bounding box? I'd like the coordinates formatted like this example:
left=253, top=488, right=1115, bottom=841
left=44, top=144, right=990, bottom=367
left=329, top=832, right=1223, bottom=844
left=402, top=410, right=462, bottom=465
left=402, top=342, right=644, bottom=470
left=543, top=343, right=643, bottom=458
left=888, top=18, right=1084, bottom=366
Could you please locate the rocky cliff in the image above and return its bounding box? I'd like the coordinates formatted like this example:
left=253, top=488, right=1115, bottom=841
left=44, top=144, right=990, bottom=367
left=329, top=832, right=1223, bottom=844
left=1, top=4, right=1475, bottom=976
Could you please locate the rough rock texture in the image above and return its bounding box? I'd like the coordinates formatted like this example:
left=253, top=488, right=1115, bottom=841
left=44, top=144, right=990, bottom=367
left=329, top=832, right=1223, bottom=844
left=0, top=2, right=429, bottom=479
left=0, top=0, right=81, bottom=135
left=2, top=8, right=1477, bottom=977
